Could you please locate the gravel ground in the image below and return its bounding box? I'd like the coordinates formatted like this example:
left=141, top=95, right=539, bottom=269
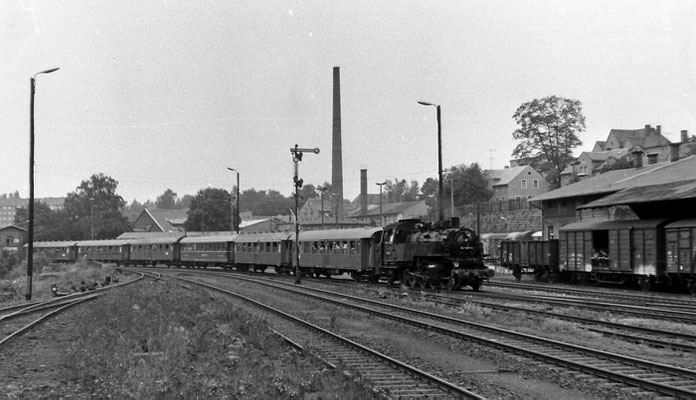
left=0, top=273, right=640, bottom=399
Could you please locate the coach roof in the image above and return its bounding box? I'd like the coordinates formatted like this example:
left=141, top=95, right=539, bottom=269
left=298, top=227, right=382, bottom=241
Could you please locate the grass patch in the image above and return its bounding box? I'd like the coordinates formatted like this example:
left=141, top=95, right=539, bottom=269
left=62, top=280, right=380, bottom=399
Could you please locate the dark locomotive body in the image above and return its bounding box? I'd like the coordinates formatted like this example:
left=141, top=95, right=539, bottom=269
left=380, top=219, right=490, bottom=291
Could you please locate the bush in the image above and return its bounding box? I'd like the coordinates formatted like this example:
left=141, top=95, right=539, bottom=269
left=63, top=281, right=380, bottom=398
left=0, top=252, right=21, bottom=278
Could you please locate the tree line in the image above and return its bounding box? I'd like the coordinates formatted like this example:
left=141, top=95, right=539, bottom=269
left=14, top=95, right=593, bottom=241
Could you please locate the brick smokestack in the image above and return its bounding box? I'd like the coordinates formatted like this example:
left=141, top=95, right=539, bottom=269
left=360, top=169, right=367, bottom=214
left=332, top=66, right=344, bottom=221
left=682, top=129, right=689, bottom=142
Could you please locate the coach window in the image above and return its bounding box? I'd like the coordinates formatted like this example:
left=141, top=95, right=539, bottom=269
left=350, top=241, right=357, bottom=254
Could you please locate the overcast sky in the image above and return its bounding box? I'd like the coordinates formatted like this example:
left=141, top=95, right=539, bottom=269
left=2, top=1, right=695, bottom=204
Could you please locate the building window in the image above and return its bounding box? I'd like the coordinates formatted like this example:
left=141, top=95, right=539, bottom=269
left=521, top=179, right=527, bottom=189
left=533, top=179, right=539, bottom=189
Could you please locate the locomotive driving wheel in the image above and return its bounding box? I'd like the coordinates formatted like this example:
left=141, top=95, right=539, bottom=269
left=446, top=275, right=460, bottom=291
left=470, top=277, right=481, bottom=292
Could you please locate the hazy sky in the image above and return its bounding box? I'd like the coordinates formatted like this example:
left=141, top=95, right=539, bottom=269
left=2, top=1, right=695, bottom=204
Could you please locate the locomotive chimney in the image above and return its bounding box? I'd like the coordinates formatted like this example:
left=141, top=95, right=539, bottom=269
left=332, top=66, right=344, bottom=221
left=360, top=169, right=368, bottom=214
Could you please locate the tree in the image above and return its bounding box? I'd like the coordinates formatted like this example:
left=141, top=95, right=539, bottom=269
left=63, top=173, right=131, bottom=239
left=420, top=178, right=439, bottom=201
left=512, top=95, right=586, bottom=187
left=14, top=202, right=73, bottom=241
left=156, top=189, right=178, bottom=209
left=184, top=187, right=232, bottom=232
left=446, top=163, right=492, bottom=206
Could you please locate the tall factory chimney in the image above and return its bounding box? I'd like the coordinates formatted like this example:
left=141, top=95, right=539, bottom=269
left=332, top=66, right=344, bottom=221
left=360, top=169, right=368, bottom=214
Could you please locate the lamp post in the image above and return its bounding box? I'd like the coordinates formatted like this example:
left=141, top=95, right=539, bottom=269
left=449, top=177, right=454, bottom=218
left=27, top=67, right=59, bottom=301
left=290, top=144, right=320, bottom=284
left=317, top=186, right=327, bottom=229
left=227, top=167, right=240, bottom=233
left=89, top=197, right=95, bottom=240
left=418, top=101, right=444, bottom=224
left=376, top=181, right=387, bottom=226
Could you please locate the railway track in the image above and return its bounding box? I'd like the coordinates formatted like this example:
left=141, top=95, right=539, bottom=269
left=313, top=280, right=696, bottom=353
left=487, top=279, right=696, bottom=310
left=165, top=272, right=482, bottom=399
left=190, top=271, right=696, bottom=399
left=0, top=273, right=145, bottom=350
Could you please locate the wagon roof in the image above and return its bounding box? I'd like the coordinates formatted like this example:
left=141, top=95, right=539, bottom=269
left=78, top=239, right=130, bottom=247
left=180, top=234, right=238, bottom=243
left=559, top=218, right=669, bottom=232
left=297, top=227, right=382, bottom=241
left=234, top=231, right=293, bottom=242
left=665, top=219, right=696, bottom=229
left=28, top=241, right=79, bottom=248
left=125, top=236, right=184, bottom=245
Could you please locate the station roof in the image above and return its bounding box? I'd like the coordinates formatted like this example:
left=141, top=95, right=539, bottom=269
left=559, top=218, right=668, bottom=231
left=531, top=155, right=696, bottom=202
left=578, top=180, right=696, bottom=209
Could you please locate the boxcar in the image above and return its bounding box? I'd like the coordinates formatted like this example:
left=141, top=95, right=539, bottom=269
left=559, top=219, right=668, bottom=289
left=296, top=227, right=383, bottom=279
left=234, top=232, right=293, bottom=273
left=29, top=241, right=79, bottom=263
left=77, top=239, right=130, bottom=264
left=500, top=239, right=559, bottom=281
left=126, top=234, right=185, bottom=267
left=179, top=234, right=237, bottom=269
left=665, top=219, right=696, bottom=293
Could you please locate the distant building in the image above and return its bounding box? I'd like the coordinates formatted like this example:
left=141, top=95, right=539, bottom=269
left=348, top=200, right=429, bottom=226
left=0, top=225, right=26, bottom=258
left=132, top=208, right=188, bottom=232
left=0, top=196, right=65, bottom=227
left=560, top=125, right=695, bottom=186
left=486, top=165, right=549, bottom=202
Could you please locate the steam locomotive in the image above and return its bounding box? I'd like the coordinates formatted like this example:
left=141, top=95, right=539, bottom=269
left=29, top=218, right=491, bottom=291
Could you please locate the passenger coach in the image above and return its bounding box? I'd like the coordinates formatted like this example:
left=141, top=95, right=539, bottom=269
left=296, top=227, right=383, bottom=279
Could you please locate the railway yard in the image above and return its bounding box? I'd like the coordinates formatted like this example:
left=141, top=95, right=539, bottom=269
left=2, top=267, right=696, bottom=399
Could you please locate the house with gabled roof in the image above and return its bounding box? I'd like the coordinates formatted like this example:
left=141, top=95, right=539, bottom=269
left=132, top=208, right=188, bottom=232
left=486, top=165, right=549, bottom=202
left=0, top=224, right=26, bottom=258
left=560, top=125, right=686, bottom=186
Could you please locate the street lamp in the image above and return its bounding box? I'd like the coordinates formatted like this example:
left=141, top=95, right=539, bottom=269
left=290, top=144, right=320, bottom=284
left=317, top=186, right=328, bottom=229
left=227, top=167, right=240, bottom=233
left=89, top=197, right=95, bottom=240
left=376, top=181, right=387, bottom=226
left=418, top=101, right=444, bottom=224
left=27, top=67, right=59, bottom=301
left=449, top=177, right=454, bottom=218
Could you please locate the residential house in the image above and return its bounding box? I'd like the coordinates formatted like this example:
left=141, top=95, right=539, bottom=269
left=0, top=225, right=26, bottom=258
left=132, top=208, right=188, bottom=232
left=486, top=165, right=549, bottom=202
